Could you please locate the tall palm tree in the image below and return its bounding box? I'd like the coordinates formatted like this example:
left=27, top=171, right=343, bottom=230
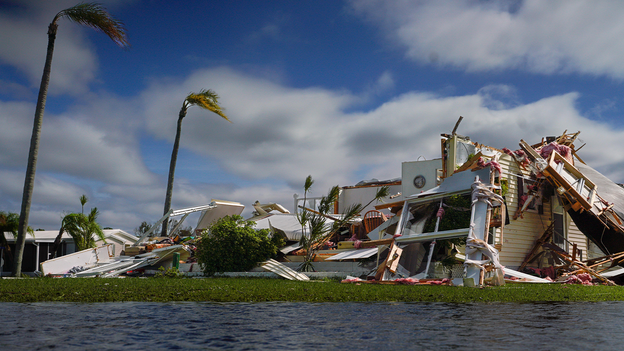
left=13, top=3, right=129, bottom=276
left=60, top=207, right=106, bottom=251
left=161, top=89, right=230, bottom=236
left=80, top=194, right=88, bottom=214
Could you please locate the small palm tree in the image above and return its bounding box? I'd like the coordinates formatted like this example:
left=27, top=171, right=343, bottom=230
left=296, top=176, right=390, bottom=272
left=13, top=3, right=128, bottom=276
left=161, top=89, right=230, bottom=236
left=0, top=212, right=33, bottom=271
left=60, top=208, right=106, bottom=252
left=52, top=195, right=105, bottom=255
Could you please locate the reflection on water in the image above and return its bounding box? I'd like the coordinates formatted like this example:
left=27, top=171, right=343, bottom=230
left=1, top=301, right=623, bottom=350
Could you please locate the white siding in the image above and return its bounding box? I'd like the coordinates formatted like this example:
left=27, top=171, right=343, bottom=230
left=493, top=154, right=588, bottom=269
left=566, top=217, right=588, bottom=260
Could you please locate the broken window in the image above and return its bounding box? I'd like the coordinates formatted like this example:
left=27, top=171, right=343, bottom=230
left=552, top=195, right=567, bottom=250
left=389, top=192, right=472, bottom=279
left=402, top=193, right=472, bottom=236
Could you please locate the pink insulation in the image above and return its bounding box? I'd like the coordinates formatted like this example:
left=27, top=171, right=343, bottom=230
left=538, top=142, right=573, bottom=163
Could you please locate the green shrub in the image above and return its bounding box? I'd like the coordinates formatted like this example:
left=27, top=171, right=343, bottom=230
left=154, top=266, right=183, bottom=278
left=195, top=215, right=284, bottom=276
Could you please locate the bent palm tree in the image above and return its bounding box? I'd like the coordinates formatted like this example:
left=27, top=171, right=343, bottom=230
left=161, top=89, right=230, bottom=236
left=13, top=3, right=128, bottom=276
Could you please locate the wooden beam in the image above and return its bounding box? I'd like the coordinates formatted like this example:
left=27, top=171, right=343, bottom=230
left=452, top=116, right=463, bottom=136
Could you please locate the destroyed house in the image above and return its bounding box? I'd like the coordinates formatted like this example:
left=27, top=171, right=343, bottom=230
left=359, top=129, right=624, bottom=285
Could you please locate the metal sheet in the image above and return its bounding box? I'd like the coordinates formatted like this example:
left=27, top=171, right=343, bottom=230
left=195, top=200, right=245, bottom=230
left=325, top=248, right=378, bottom=261
left=40, top=244, right=113, bottom=275
left=253, top=214, right=308, bottom=241
left=601, top=267, right=624, bottom=278
left=260, top=259, right=309, bottom=281
left=279, top=243, right=302, bottom=254
left=575, top=162, right=624, bottom=219
left=504, top=267, right=552, bottom=283
left=395, top=228, right=470, bottom=243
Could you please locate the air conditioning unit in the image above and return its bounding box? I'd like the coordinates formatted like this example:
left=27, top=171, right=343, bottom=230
left=402, top=159, right=442, bottom=198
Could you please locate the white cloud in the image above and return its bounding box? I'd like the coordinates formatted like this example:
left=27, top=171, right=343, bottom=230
left=0, top=169, right=85, bottom=210
left=0, top=97, right=155, bottom=186
left=142, top=67, right=359, bottom=190
left=375, top=71, right=395, bottom=92
left=5, top=72, right=624, bottom=232
left=5, top=64, right=624, bottom=234
left=141, top=67, right=624, bottom=210
left=0, top=0, right=131, bottom=96
left=350, top=0, right=624, bottom=77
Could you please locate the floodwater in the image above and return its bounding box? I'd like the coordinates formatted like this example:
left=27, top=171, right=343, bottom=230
left=1, top=301, right=622, bottom=350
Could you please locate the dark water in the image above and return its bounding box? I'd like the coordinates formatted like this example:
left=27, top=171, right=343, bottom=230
left=1, top=301, right=623, bottom=350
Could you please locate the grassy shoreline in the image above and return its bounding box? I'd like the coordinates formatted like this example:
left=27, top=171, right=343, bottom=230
left=2, top=277, right=624, bottom=303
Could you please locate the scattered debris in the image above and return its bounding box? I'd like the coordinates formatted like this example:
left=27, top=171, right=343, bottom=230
left=28, top=120, right=624, bottom=287
left=260, top=259, right=309, bottom=281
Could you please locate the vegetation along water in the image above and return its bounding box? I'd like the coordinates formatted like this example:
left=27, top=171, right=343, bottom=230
left=2, top=277, right=624, bottom=303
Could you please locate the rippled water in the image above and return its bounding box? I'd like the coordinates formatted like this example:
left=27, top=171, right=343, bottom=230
left=2, top=301, right=623, bottom=350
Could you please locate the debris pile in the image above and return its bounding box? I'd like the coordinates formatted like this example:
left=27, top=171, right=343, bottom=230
left=37, top=120, right=624, bottom=287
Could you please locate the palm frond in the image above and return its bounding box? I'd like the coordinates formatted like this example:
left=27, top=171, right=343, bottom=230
left=57, top=2, right=129, bottom=48
left=304, top=175, right=314, bottom=192
left=318, top=186, right=340, bottom=213
left=185, top=89, right=230, bottom=122
left=362, top=185, right=391, bottom=209
left=87, top=207, right=99, bottom=222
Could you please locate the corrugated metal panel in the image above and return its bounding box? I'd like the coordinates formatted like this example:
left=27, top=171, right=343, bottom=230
left=325, top=248, right=378, bottom=261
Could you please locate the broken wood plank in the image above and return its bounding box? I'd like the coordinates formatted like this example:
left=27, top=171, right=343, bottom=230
left=338, top=238, right=395, bottom=249
left=454, top=152, right=484, bottom=174
left=519, top=224, right=554, bottom=272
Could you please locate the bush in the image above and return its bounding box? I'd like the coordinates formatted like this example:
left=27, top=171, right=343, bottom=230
left=195, top=215, right=284, bottom=276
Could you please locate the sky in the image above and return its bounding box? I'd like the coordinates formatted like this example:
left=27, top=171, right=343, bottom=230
left=2, top=0, right=624, bottom=234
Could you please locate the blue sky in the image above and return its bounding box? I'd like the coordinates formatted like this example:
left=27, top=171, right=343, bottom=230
left=3, top=0, right=624, bottom=233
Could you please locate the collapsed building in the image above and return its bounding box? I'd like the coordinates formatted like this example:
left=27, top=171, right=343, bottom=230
left=328, top=127, right=624, bottom=286
left=26, top=121, right=624, bottom=287
left=258, top=124, right=624, bottom=286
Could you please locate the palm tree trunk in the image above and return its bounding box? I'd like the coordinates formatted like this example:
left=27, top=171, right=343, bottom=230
left=161, top=112, right=185, bottom=236
left=13, top=23, right=58, bottom=276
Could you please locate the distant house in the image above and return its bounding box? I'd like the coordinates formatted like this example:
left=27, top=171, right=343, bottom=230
left=1, top=229, right=137, bottom=275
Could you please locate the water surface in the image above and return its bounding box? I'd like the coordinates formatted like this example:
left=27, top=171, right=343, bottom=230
left=1, top=301, right=621, bottom=350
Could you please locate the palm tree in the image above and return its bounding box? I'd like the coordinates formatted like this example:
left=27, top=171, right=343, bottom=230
left=0, top=212, right=33, bottom=272
left=12, top=3, right=128, bottom=276
left=60, top=207, right=106, bottom=251
left=161, top=89, right=230, bottom=236
left=80, top=194, right=88, bottom=214
left=0, top=212, right=20, bottom=272
left=296, top=176, right=390, bottom=272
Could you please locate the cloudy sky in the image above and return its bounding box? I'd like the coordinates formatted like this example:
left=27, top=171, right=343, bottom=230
left=2, top=0, right=624, bottom=233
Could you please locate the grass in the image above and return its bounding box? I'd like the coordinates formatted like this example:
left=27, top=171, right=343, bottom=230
left=2, top=277, right=624, bottom=303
